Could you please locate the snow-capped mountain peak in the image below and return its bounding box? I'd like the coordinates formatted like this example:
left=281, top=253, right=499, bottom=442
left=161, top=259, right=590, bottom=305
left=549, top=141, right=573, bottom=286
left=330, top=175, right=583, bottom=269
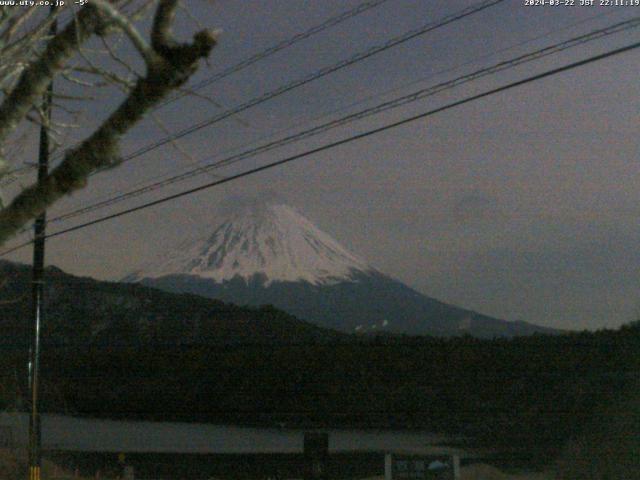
left=128, top=204, right=373, bottom=286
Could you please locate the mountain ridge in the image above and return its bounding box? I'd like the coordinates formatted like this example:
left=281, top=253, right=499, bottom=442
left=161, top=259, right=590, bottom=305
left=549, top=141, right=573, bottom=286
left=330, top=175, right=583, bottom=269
left=0, top=259, right=344, bottom=348
left=126, top=204, right=374, bottom=286
left=127, top=203, right=559, bottom=338
left=139, top=269, right=558, bottom=337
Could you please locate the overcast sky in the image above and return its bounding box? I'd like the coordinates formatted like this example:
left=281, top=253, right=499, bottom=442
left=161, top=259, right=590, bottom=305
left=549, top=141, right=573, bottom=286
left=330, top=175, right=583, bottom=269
left=3, top=0, right=640, bottom=331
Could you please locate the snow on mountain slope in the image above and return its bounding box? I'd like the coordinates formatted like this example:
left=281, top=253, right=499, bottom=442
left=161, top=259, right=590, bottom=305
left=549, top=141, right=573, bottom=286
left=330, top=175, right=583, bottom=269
left=126, top=203, right=559, bottom=337
left=128, top=204, right=374, bottom=286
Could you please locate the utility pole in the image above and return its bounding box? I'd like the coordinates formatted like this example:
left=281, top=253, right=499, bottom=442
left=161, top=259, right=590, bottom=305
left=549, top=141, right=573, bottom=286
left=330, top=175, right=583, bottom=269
left=28, top=9, right=56, bottom=480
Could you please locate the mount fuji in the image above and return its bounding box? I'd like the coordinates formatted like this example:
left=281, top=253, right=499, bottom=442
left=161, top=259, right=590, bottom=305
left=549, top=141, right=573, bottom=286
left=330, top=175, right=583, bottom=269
left=126, top=203, right=556, bottom=337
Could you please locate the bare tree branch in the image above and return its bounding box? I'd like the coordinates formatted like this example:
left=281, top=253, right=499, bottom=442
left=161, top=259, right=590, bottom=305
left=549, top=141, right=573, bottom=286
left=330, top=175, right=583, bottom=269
left=0, top=6, right=106, bottom=148
left=0, top=2, right=218, bottom=246
left=90, top=0, right=155, bottom=64
left=151, top=0, right=179, bottom=51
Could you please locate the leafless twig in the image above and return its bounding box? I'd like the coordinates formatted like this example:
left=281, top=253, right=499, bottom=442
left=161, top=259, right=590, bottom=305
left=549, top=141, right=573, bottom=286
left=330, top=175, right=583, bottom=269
left=0, top=1, right=219, bottom=245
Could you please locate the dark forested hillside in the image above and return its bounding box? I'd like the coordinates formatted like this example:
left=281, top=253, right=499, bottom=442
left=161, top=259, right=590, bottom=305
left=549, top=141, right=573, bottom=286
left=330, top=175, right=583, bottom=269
left=139, top=271, right=561, bottom=338
left=2, top=324, right=639, bottom=465
left=0, top=260, right=343, bottom=348
left=0, top=260, right=638, bottom=466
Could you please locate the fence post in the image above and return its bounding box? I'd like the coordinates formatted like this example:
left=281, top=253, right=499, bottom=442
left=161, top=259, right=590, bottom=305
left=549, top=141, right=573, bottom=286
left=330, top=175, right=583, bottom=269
left=123, top=465, right=134, bottom=480
left=304, top=431, right=329, bottom=480
left=384, top=453, right=393, bottom=480
left=452, top=455, right=460, bottom=480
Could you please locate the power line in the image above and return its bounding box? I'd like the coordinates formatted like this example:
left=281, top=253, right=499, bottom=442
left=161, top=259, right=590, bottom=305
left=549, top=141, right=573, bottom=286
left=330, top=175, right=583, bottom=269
left=0, top=0, right=507, bottom=242
left=6, top=13, right=638, bottom=243
left=60, top=7, right=620, bottom=215
left=0, top=0, right=392, bottom=184
left=19, top=0, right=507, bottom=221
left=2, top=38, right=637, bottom=257
left=44, top=16, right=640, bottom=226
left=90, top=0, right=506, bottom=174
left=155, top=0, right=392, bottom=110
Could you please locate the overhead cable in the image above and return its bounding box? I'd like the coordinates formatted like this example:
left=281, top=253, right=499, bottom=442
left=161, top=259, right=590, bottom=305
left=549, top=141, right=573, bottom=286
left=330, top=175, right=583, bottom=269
left=45, top=16, right=640, bottom=225
left=2, top=38, right=637, bottom=257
